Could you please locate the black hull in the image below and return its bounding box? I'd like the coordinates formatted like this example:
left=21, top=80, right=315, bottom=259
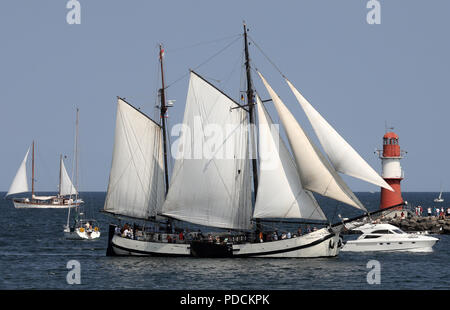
left=190, top=241, right=233, bottom=258
left=106, top=224, right=117, bottom=257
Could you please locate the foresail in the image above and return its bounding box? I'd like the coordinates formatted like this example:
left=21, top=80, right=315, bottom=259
left=162, top=71, right=252, bottom=230
left=285, top=79, right=393, bottom=192
left=104, top=98, right=165, bottom=219
left=6, top=148, right=30, bottom=197
left=258, top=72, right=366, bottom=211
left=254, top=95, right=326, bottom=220
left=60, top=158, right=78, bottom=196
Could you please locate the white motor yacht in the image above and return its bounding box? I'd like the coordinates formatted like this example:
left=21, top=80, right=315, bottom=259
left=341, top=223, right=438, bottom=252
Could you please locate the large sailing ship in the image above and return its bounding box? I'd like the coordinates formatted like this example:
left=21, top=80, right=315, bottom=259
left=104, top=24, right=394, bottom=258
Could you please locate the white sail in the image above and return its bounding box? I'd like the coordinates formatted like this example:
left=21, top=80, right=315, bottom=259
left=6, top=148, right=30, bottom=197
left=162, top=71, right=252, bottom=230
left=254, top=95, right=327, bottom=220
left=285, top=79, right=393, bottom=192
left=258, top=72, right=366, bottom=211
left=104, top=98, right=166, bottom=219
left=59, top=158, right=78, bottom=196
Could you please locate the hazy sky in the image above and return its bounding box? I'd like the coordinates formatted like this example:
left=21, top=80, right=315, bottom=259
left=1, top=0, right=448, bottom=192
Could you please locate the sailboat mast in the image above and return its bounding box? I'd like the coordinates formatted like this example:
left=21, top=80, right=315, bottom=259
left=243, top=23, right=260, bottom=231
left=159, top=44, right=170, bottom=195
left=31, top=140, right=35, bottom=197
left=74, top=108, right=79, bottom=202
left=59, top=154, right=62, bottom=196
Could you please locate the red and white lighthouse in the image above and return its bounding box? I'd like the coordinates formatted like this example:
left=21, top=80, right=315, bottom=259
left=378, top=131, right=406, bottom=209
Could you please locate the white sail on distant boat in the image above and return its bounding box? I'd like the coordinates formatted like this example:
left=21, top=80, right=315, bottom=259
left=6, top=142, right=83, bottom=209
left=64, top=108, right=100, bottom=240
left=104, top=25, right=391, bottom=258
left=434, top=182, right=444, bottom=203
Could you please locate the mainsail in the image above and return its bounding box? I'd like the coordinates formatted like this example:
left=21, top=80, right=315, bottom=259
left=258, top=71, right=366, bottom=211
left=6, top=148, right=30, bottom=197
left=285, top=79, right=393, bottom=192
left=253, top=95, right=327, bottom=220
left=104, top=98, right=166, bottom=219
left=162, top=71, right=253, bottom=230
left=59, top=158, right=78, bottom=196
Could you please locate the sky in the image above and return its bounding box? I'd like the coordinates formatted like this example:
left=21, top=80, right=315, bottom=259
left=0, top=0, right=448, bottom=192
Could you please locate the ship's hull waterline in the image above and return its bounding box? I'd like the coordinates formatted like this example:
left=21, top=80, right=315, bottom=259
left=13, top=200, right=82, bottom=209
left=107, top=225, right=342, bottom=258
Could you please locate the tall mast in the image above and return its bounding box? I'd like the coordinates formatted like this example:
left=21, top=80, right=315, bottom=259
left=159, top=44, right=173, bottom=232
left=31, top=140, right=35, bottom=197
left=75, top=108, right=79, bottom=201
left=59, top=154, right=62, bottom=196
left=243, top=22, right=260, bottom=231
left=159, top=44, right=170, bottom=195
left=67, top=108, right=78, bottom=228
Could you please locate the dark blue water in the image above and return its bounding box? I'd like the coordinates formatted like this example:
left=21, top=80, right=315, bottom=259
left=0, top=192, right=448, bottom=289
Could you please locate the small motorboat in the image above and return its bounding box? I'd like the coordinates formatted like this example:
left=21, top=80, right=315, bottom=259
left=341, top=223, right=438, bottom=252
left=64, top=219, right=101, bottom=240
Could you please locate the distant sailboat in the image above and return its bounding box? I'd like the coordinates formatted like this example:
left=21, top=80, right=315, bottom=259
left=104, top=24, right=391, bottom=258
left=64, top=108, right=100, bottom=240
left=434, top=183, right=444, bottom=203
left=6, top=141, right=83, bottom=209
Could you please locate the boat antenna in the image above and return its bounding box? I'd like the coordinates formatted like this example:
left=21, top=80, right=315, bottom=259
left=243, top=22, right=261, bottom=232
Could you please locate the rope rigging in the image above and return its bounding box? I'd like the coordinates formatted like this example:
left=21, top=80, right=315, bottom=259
left=164, top=35, right=243, bottom=90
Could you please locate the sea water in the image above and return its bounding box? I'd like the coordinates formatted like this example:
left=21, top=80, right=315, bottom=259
left=0, top=192, right=448, bottom=290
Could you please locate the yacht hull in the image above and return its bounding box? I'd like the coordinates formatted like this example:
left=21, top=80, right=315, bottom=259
left=341, top=236, right=438, bottom=252
left=107, top=225, right=341, bottom=258
left=13, top=200, right=82, bottom=209
left=64, top=229, right=101, bottom=240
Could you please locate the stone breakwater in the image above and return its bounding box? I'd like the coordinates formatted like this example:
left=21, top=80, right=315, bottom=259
left=386, top=215, right=450, bottom=234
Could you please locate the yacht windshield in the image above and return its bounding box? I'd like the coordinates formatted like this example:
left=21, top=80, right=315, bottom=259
left=392, top=229, right=405, bottom=234
left=364, top=235, right=381, bottom=239
left=371, top=230, right=392, bottom=234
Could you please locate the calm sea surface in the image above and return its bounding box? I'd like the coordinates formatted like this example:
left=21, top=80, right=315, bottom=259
left=0, top=192, right=448, bottom=290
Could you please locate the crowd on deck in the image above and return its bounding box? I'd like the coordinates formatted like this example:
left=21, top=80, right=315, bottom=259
left=113, top=223, right=320, bottom=244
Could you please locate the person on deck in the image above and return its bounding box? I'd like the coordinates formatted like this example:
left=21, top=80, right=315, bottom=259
left=273, top=232, right=278, bottom=241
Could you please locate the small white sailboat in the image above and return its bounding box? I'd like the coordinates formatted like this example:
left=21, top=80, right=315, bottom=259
left=64, top=108, right=101, bottom=240
left=341, top=223, right=439, bottom=252
left=434, top=183, right=444, bottom=202
left=6, top=142, right=83, bottom=209
left=104, top=25, right=395, bottom=258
